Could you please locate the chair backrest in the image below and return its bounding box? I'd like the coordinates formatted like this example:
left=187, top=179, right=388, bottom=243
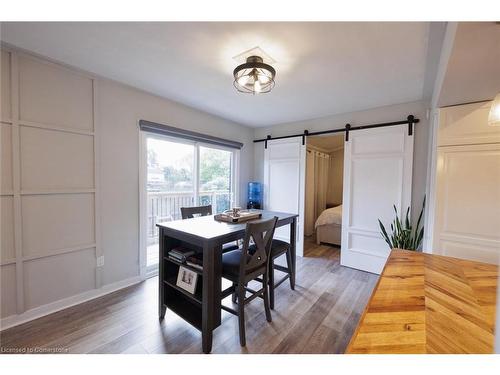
left=239, top=216, right=278, bottom=281
left=180, top=205, right=212, bottom=219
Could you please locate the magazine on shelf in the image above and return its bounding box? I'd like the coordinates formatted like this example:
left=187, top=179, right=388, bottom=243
left=168, top=246, right=195, bottom=263
left=186, top=253, right=203, bottom=271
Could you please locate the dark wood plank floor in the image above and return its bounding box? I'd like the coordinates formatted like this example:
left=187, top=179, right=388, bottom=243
left=0, top=237, right=378, bottom=354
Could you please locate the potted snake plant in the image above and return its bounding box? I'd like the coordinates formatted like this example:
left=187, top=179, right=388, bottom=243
left=378, top=196, right=425, bottom=251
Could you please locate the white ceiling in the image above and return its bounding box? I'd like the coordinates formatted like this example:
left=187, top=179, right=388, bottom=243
left=0, top=22, right=434, bottom=127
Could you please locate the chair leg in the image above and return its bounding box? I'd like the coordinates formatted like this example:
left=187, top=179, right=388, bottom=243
left=231, top=283, right=237, bottom=303
left=269, top=259, right=275, bottom=310
left=262, top=273, right=272, bottom=322
left=237, top=284, right=246, bottom=347
left=285, top=249, right=295, bottom=290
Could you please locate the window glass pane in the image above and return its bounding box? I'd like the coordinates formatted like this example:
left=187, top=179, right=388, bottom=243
left=199, top=146, right=232, bottom=213
left=146, top=137, right=195, bottom=269
left=147, top=138, right=194, bottom=193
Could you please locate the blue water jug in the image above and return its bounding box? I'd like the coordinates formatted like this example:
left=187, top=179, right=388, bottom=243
left=247, top=182, right=262, bottom=209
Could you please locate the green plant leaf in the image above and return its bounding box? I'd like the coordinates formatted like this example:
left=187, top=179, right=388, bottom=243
left=377, top=196, right=426, bottom=251
left=378, top=219, right=393, bottom=248
left=405, top=206, right=411, bottom=230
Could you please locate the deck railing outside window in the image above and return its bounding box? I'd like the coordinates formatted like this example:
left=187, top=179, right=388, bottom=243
left=147, top=190, right=232, bottom=245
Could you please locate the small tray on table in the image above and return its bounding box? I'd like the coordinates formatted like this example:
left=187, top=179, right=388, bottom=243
left=214, top=210, right=262, bottom=223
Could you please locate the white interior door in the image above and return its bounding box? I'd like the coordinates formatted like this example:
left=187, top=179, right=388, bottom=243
left=341, top=126, right=414, bottom=274
left=264, top=138, right=306, bottom=257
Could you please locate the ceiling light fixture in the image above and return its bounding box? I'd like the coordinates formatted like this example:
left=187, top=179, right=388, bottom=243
left=233, top=56, right=276, bottom=94
left=488, top=93, right=500, bottom=126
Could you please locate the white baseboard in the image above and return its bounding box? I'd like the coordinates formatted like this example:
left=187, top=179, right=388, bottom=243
left=0, top=275, right=143, bottom=331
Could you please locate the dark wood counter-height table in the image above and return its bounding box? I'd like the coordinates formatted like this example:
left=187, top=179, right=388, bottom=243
left=156, top=210, right=298, bottom=353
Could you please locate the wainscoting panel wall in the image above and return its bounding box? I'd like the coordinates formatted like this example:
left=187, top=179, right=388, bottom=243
left=437, top=101, right=500, bottom=146
left=1, top=124, right=13, bottom=191
left=18, top=55, right=94, bottom=130
left=1, top=50, right=11, bottom=121
left=1, top=49, right=17, bottom=320
left=21, top=194, right=95, bottom=258
left=19, top=127, right=94, bottom=190
left=23, top=248, right=96, bottom=310
left=432, top=101, right=500, bottom=264
left=0, top=264, right=16, bottom=318
left=1, top=196, right=15, bottom=262
left=0, top=47, right=100, bottom=321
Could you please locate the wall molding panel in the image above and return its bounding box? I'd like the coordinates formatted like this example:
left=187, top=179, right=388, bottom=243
left=431, top=103, right=500, bottom=265
left=0, top=47, right=104, bottom=327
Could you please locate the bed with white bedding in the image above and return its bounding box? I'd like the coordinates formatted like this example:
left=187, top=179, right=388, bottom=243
left=315, top=205, right=342, bottom=246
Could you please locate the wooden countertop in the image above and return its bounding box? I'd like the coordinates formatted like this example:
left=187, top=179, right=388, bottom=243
left=347, top=250, right=498, bottom=354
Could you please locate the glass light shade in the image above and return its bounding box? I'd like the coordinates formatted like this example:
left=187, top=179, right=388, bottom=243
left=257, top=70, right=271, bottom=84
left=237, top=74, right=250, bottom=87
left=233, top=56, right=276, bottom=94
left=254, top=80, right=262, bottom=93
left=488, top=93, right=500, bottom=126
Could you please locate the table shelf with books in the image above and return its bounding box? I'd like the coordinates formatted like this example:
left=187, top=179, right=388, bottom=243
left=164, top=256, right=203, bottom=275
left=161, top=240, right=205, bottom=331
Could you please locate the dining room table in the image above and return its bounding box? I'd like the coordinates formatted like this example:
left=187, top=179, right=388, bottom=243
left=156, top=209, right=298, bottom=353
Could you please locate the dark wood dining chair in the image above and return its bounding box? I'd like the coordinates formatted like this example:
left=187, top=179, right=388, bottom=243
left=180, top=204, right=212, bottom=219
left=249, top=239, right=294, bottom=310
left=180, top=205, right=239, bottom=252
left=220, top=216, right=278, bottom=346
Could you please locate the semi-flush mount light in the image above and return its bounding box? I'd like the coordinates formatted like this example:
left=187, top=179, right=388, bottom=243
left=233, top=56, right=276, bottom=94
left=488, top=93, right=500, bottom=126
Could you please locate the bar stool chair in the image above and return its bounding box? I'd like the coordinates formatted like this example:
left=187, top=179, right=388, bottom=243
left=250, top=239, right=294, bottom=309
left=220, top=216, right=278, bottom=347
left=180, top=205, right=239, bottom=252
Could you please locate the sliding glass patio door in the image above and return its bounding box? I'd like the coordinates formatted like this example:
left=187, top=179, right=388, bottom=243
left=144, top=137, right=195, bottom=275
left=141, top=134, right=236, bottom=276
left=198, top=146, right=233, bottom=213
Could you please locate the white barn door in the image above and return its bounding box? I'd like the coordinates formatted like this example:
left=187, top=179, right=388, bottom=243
left=264, top=138, right=306, bottom=257
left=341, top=126, right=414, bottom=274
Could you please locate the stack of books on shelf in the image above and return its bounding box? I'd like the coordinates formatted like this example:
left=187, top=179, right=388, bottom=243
left=186, top=254, right=203, bottom=271
left=168, top=247, right=195, bottom=263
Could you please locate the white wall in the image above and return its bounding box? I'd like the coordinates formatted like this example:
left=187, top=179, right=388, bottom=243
left=0, top=46, right=254, bottom=327
left=254, top=100, right=430, bottom=224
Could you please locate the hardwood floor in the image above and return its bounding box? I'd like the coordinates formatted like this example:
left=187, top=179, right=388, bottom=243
left=0, top=237, right=378, bottom=354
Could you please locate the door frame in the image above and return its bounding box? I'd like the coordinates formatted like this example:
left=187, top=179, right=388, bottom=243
left=423, top=108, right=440, bottom=253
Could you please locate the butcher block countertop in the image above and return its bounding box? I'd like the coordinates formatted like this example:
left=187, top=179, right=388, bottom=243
left=347, top=249, right=498, bottom=354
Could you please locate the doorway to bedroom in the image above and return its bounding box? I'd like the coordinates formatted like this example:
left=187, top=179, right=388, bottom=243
left=304, top=134, right=344, bottom=256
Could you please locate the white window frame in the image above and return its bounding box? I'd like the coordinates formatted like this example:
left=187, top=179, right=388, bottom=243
left=139, top=131, right=240, bottom=279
